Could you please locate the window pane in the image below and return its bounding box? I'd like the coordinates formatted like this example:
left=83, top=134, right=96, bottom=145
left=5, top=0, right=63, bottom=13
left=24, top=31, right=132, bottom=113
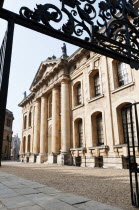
left=117, top=62, right=129, bottom=87
left=94, top=72, right=101, bottom=97
left=96, top=113, right=104, bottom=146
left=77, top=84, right=82, bottom=105
left=121, top=106, right=136, bottom=144
left=78, top=120, right=83, bottom=147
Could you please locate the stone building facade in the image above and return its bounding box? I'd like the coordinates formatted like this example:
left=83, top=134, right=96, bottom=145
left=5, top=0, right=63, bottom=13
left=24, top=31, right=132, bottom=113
left=2, top=109, right=14, bottom=160
left=19, top=47, right=139, bottom=168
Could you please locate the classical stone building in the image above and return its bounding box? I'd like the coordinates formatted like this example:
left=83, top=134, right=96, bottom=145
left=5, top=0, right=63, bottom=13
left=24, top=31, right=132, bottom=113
left=19, top=46, right=139, bottom=168
left=2, top=109, right=14, bottom=160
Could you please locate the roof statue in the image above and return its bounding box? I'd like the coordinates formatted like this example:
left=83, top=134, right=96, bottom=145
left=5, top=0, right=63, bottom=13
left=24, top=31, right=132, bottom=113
left=61, top=43, right=67, bottom=57
left=23, top=91, right=27, bottom=99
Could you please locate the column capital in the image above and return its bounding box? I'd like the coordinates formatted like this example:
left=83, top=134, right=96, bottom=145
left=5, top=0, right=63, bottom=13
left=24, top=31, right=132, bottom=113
left=52, top=85, right=60, bottom=90
left=61, top=78, right=69, bottom=84
left=34, top=99, right=40, bottom=104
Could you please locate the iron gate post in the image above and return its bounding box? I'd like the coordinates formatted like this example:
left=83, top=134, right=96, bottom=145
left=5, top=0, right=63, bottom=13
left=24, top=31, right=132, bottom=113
left=0, top=19, right=14, bottom=166
left=0, top=0, right=4, bottom=8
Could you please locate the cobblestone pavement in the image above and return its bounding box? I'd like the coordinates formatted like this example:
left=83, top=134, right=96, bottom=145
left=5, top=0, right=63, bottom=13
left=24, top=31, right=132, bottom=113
left=0, top=161, right=137, bottom=210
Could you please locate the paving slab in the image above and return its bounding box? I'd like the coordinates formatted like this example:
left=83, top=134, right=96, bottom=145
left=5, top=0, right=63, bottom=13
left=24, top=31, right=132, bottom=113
left=0, top=189, right=15, bottom=195
left=0, top=192, right=19, bottom=199
left=11, top=205, right=44, bottom=210
left=42, top=201, right=78, bottom=210
left=74, top=201, right=121, bottom=210
left=0, top=196, right=35, bottom=209
left=0, top=172, right=122, bottom=210
left=58, top=195, right=90, bottom=205
left=14, top=188, right=39, bottom=195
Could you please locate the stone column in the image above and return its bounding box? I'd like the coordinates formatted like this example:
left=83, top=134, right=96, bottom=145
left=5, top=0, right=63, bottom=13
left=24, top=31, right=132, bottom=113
left=33, top=100, right=41, bottom=155
left=57, top=79, right=72, bottom=165
left=51, top=86, right=60, bottom=162
left=37, top=96, right=48, bottom=163
left=61, top=79, right=70, bottom=153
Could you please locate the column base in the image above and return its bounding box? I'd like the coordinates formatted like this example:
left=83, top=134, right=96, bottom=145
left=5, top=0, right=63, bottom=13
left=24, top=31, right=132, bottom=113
left=36, top=153, right=48, bottom=163
left=19, top=155, right=24, bottom=163
left=29, top=154, right=37, bottom=163
left=57, top=153, right=73, bottom=166
left=45, top=153, right=58, bottom=164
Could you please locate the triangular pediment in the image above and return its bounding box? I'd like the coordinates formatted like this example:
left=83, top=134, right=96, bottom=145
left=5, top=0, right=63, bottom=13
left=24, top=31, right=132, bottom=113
left=30, top=57, right=60, bottom=90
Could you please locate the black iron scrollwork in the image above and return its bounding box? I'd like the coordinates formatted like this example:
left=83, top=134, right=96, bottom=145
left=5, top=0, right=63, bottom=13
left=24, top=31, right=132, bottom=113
left=19, top=0, right=139, bottom=69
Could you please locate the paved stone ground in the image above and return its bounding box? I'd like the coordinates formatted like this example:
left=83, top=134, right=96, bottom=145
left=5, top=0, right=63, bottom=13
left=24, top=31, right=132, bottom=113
left=0, top=161, right=137, bottom=210
left=0, top=171, right=122, bottom=210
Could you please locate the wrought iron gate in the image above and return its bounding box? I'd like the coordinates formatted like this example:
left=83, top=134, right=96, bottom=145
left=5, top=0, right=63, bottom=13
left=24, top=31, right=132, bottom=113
left=124, top=102, right=139, bottom=207
left=0, top=21, right=14, bottom=166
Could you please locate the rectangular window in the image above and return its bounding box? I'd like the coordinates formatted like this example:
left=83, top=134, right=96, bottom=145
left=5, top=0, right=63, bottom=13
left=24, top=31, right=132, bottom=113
left=94, top=73, right=101, bottom=97
left=77, top=84, right=82, bottom=105
left=117, top=62, right=129, bottom=87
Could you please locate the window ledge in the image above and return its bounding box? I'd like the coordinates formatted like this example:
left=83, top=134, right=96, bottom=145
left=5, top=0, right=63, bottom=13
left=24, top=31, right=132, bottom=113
left=114, top=143, right=138, bottom=148
left=72, top=104, right=84, bottom=111
left=113, top=144, right=127, bottom=148
left=88, top=94, right=104, bottom=103
left=70, top=147, right=86, bottom=151
left=111, top=82, right=134, bottom=94
left=89, top=145, right=108, bottom=150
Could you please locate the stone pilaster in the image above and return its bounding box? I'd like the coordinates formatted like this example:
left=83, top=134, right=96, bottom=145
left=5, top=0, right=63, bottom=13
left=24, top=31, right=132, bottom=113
left=37, top=96, right=48, bottom=163
left=33, top=100, right=41, bottom=155
left=51, top=86, right=60, bottom=161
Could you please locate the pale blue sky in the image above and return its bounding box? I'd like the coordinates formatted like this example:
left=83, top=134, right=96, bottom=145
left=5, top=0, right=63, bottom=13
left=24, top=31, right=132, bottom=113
left=0, top=0, right=79, bottom=137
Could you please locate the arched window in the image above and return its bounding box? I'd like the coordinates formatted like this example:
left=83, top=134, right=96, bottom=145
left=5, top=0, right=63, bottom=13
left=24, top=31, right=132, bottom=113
left=24, top=116, right=27, bottom=129
left=77, top=83, right=82, bottom=105
left=117, top=62, right=129, bottom=87
left=121, top=104, right=136, bottom=144
left=27, top=135, right=31, bottom=153
left=28, top=112, right=32, bottom=127
left=91, top=112, right=104, bottom=146
left=48, top=94, right=52, bottom=118
left=78, top=119, right=83, bottom=147
left=96, top=113, right=104, bottom=146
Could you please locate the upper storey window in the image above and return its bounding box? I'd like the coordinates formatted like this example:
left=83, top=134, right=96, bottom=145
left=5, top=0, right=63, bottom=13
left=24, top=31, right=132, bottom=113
left=77, top=83, right=82, bottom=105
left=89, top=70, right=101, bottom=99
left=28, top=112, right=32, bottom=127
left=117, top=62, right=129, bottom=87
left=94, top=72, right=101, bottom=97
left=24, top=115, right=27, bottom=129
